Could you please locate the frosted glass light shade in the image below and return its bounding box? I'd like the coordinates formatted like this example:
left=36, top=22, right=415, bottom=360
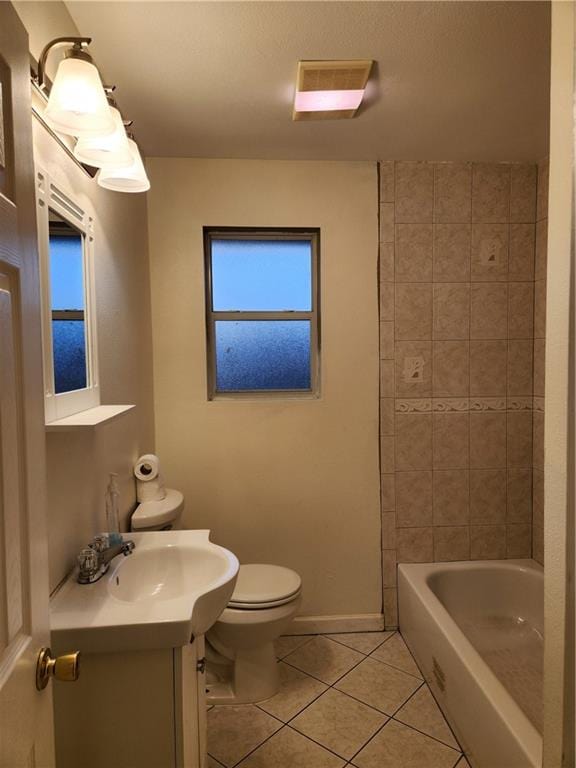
left=74, top=107, right=133, bottom=169
left=294, top=89, right=365, bottom=112
left=45, top=57, right=115, bottom=138
left=96, top=139, right=150, bottom=193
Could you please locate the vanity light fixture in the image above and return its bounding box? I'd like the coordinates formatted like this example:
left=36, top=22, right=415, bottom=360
left=38, top=37, right=115, bottom=138
left=96, top=137, right=150, bottom=193
left=74, top=99, right=133, bottom=169
left=292, top=59, right=373, bottom=121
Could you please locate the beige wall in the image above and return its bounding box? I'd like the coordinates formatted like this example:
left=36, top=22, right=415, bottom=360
left=378, top=160, right=540, bottom=628
left=15, top=3, right=155, bottom=592
left=147, top=159, right=382, bottom=619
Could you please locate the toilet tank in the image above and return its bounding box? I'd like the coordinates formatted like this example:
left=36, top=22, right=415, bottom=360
left=130, top=488, right=184, bottom=531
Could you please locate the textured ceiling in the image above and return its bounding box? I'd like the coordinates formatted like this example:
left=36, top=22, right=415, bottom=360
left=64, top=1, right=550, bottom=161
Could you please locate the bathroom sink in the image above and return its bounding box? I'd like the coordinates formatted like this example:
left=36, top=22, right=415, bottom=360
left=50, top=530, right=239, bottom=654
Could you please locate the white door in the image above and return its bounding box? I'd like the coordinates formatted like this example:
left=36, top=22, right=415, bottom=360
left=0, top=5, right=55, bottom=767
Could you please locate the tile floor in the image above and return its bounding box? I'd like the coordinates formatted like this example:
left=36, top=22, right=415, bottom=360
left=207, top=631, right=472, bottom=768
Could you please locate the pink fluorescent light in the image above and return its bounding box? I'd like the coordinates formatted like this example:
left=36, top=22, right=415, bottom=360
left=294, top=89, right=365, bottom=112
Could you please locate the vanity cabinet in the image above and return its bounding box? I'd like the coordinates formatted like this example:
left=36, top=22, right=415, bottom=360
left=52, top=636, right=207, bottom=768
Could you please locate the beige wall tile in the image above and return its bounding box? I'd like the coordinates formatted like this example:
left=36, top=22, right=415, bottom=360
left=507, top=412, right=533, bottom=468
left=510, top=164, right=537, bottom=223
left=396, top=471, right=433, bottom=527
left=380, top=203, right=395, bottom=243
left=432, top=340, right=469, bottom=397
left=507, top=469, right=533, bottom=523
left=433, top=163, right=472, bottom=223
left=470, top=283, right=508, bottom=339
left=532, top=469, right=544, bottom=529
left=380, top=359, right=395, bottom=398
left=395, top=224, right=433, bottom=282
left=507, top=340, right=533, bottom=396
left=470, top=412, right=507, bottom=468
left=534, top=279, right=546, bottom=339
left=395, top=341, right=432, bottom=397
left=433, top=469, right=469, bottom=525
left=382, top=512, right=396, bottom=550
left=397, top=527, right=434, bottom=562
left=382, top=549, right=397, bottom=587
left=432, top=413, right=469, bottom=469
left=433, top=223, right=471, bottom=282
left=508, top=282, right=534, bottom=339
left=383, top=587, right=398, bottom=628
left=535, top=219, right=547, bottom=281
left=380, top=161, right=395, bottom=203
left=395, top=414, right=433, bottom=471
left=380, top=281, right=394, bottom=321
left=395, top=162, right=433, bottom=223
left=395, top=284, right=432, bottom=340
left=533, top=411, right=544, bottom=471
left=470, top=340, right=507, bottom=396
left=434, top=526, right=470, bottom=561
left=433, top=283, right=470, bottom=340
left=509, top=223, right=535, bottom=281
left=380, top=398, right=395, bottom=436
left=380, top=242, right=395, bottom=282
left=381, top=474, right=395, bottom=512
left=506, top=524, right=532, bottom=558
left=380, top=436, right=395, bottom=474
left=470, top=524, right=507, bottom=559
left=533, top=525, right=544, bottom=565
left=380, top=321, right=395, bottom=359
left=472, top=163, right=510, bottom=223
left=536, top=158, right=549, bottom=222
left=470, top=469, right=507, bottom=524
left=533, top=338, right=545, bottom=397
left=471, top=223, right=509, bottom=282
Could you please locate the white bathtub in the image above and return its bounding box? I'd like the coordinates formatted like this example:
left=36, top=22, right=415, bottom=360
left=398, top=559, right=543, bottom=768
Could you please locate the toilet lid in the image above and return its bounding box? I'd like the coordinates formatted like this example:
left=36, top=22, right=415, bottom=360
left=228, top=564, right=301, bottom=608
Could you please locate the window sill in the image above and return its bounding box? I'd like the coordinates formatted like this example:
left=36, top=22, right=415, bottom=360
left=45, top=405, right=135, bottom=432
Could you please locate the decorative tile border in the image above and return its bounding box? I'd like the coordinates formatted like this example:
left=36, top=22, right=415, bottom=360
left=395, top=397, right=535, bottom=413
left=395, top=399, right=431, bottom=413
left=533, top=396, right=545, bottom=413
left=469, top=397, right=507, bottom=412
left=432, top=398, right=469, bottom=412
left=507, top=397, right=533, bottom=412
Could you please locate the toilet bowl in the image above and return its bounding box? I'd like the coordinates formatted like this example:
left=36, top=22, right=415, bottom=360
left=205, top=563, right=302, bottom=704
left=130, top=492, right=302, bottom=705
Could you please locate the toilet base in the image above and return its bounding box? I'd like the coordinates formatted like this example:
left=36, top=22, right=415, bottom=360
left=206, top=642, right=279, bottom=705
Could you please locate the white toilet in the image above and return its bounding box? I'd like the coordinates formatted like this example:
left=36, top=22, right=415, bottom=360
left=130, top=491, right=302, bottom=705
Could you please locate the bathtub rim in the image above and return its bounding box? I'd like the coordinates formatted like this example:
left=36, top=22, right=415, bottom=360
left=398, top=558, right=543, bottom=766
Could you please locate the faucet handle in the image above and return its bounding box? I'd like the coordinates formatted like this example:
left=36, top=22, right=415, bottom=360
left=77, top=547, right=98, bottom=573
left=91, top=534, right=109, bottom=553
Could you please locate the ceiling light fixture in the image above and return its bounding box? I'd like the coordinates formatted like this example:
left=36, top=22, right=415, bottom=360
left=38, top=37, right=115, bottom=138
left=96, top=137, right=150, bottom=193
left=293, top=60, right=373, bottom=121
left=74, top=99, right=133, bottom=169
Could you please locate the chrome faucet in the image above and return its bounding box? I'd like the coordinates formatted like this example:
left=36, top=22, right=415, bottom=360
left=77, top=535, right=135, bottom=584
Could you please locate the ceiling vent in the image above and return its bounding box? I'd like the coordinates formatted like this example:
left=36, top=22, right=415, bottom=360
left=293, top=59, right=373, bottom=121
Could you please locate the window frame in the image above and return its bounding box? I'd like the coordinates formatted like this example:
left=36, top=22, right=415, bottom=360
left=36, top=167, right=99, bottom=423
left=204, top=227, right=320, bottom=400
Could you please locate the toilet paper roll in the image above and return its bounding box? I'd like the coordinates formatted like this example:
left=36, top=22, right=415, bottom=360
left=137, top=476, right=166, bottom=503
left=134, top=454, right=160, bottom=482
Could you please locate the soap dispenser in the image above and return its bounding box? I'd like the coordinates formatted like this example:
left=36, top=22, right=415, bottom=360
left=105, top=473, right=121, bottom=542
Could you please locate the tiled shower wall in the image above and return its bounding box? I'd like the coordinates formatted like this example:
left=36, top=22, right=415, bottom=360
left=532, top=159, right=548, bottom=566
left=378, top=161, right=543, bottom=628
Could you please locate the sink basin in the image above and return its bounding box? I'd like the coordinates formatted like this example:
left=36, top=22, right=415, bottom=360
left=50, top=530, right=239, bottom=653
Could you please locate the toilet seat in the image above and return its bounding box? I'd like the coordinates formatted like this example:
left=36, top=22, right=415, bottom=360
left=228, top=564, right=301, bottom=610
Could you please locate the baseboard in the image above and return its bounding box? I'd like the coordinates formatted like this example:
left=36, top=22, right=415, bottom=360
left=284, top=613, right=385, bottom=635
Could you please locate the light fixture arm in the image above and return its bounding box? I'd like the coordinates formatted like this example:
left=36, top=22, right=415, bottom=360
left=37, top=36, right=93, bottom=89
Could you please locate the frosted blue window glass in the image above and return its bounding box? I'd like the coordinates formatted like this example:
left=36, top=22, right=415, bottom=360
left=211, top=239, right=311, bottom=311
left=48, top=226, right=88, bottom=394
left=215, top=321, right=311, bottom=391
left=49, top=234, right=85, bottom=311
left=52, top=320, right=87, bottom=394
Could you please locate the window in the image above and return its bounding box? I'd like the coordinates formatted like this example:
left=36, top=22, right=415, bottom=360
left=36, top=170, right=99, bottom=422
left=205, top=229, right=320, bottom=397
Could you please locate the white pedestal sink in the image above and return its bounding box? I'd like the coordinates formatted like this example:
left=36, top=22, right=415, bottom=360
left=51, top=529, right=239, bottom=653
left=50, top=530, right=239, bottom=768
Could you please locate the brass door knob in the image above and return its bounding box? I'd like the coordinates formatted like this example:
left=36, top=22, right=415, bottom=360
left=36, top=647, right=80, bottom=691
